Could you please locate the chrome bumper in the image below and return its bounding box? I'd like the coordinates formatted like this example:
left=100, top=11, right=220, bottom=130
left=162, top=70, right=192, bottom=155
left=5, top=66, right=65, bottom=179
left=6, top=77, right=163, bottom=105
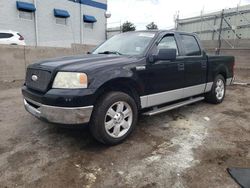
left=24, top=98, right=93, bottom=124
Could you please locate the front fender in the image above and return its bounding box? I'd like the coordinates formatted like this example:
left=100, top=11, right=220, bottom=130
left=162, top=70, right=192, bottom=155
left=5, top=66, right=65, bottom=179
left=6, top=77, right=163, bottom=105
left=89, top=67, right=134, bottom=90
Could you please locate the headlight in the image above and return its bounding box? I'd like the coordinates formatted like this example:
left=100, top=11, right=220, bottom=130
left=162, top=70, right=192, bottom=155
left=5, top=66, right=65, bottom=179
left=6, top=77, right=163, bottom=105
left=52, top=72, right=88, bottom=89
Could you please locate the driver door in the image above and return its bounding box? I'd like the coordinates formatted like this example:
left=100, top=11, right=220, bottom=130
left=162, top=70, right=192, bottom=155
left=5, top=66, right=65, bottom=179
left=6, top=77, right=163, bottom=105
left=145, top=34, right=185, bottom=107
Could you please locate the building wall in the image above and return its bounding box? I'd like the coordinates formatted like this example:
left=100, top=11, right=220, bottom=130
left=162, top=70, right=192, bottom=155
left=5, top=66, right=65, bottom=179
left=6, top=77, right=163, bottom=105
left=36, top=0, right=81, bottom=47
left=177, top=4, right=250, bottom=41
left=82, top=3, right=106, bottom=45
left=0, top=0, right=36, bottom=46
left=107, top=27, right=122, bottom=39
left=0, top=0, right=107, bottom=47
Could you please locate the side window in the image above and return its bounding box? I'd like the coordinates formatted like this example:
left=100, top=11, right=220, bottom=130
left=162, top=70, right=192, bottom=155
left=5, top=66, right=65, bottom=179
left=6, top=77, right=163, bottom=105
left=19, top=11, right=33, bottom=20
left=180, top=35, right=201, bottom=56
left=84, top=23, right=94, bottom=29
left=56, top=17, right=67, bottom=25
left=0, top=33, right=13, bottom=39
left=157, top=36, right=179, bottom=55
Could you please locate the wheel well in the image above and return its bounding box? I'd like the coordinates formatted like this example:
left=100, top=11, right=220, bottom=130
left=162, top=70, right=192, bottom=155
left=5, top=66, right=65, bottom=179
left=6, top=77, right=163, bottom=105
left=218, top=71, right=227, bottom=80
left=94, top=78, right=142, bottom=109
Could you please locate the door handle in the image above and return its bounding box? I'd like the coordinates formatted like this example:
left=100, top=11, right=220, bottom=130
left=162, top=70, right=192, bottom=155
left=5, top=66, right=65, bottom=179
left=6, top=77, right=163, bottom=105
left=201, top=61, right=207, bottom=69
left=178, top=63, right=185, bottom=71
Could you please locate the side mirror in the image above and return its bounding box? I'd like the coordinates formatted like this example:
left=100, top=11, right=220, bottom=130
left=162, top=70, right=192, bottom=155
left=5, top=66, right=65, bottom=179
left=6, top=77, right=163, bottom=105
left=87, top=51, right=91, bottom=54
left=149, top=48, right=177, bottom=63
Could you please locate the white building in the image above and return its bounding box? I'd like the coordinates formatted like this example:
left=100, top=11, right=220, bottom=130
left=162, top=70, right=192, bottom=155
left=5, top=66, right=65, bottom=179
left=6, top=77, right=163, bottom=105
left=0, top=0, right=107, bottom=47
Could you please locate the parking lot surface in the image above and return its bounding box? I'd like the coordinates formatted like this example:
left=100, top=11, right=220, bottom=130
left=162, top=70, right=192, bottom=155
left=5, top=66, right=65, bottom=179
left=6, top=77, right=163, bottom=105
left=0, top=74, right=249, bottom=188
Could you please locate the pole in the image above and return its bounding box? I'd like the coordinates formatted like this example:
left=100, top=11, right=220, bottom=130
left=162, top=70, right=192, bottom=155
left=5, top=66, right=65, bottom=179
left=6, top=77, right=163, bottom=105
left=34, top=0, right=38, bottom=46
left=217, top=9, right=224, bottom=55
left=175, top=11, right=179, bottom=30
left=105, top=18, right=107, bottom=40
left=120, top=20, right=122, bottom=33
left=80, top=2, right=83, bottom=44
left=212, top=16, right=217, bottom=40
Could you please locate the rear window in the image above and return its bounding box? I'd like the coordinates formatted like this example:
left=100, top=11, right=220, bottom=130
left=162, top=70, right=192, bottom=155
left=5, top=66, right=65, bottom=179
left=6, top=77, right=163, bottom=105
left=0, top=33, right=14, bottom=39
left=180, top=35, right=201, bottom=56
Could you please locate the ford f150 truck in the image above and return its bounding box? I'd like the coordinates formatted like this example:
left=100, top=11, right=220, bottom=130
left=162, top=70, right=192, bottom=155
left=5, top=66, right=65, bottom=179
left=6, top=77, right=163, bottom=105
left=22, top=31, right=234, bottom=145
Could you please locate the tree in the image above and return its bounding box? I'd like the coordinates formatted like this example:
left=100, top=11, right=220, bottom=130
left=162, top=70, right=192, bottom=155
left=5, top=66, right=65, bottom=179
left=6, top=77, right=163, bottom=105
left=122, top=21, right=136, bottom=32
left=146, top=22, right=158, bottom=30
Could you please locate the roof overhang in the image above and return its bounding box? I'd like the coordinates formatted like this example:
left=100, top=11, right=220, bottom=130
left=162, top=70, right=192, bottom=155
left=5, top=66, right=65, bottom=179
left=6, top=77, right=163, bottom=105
left=83, top=15, right=97, bottom=23
left=54, top=9, right=70, bottom=18
left=16, top=1, right=36, bottom=12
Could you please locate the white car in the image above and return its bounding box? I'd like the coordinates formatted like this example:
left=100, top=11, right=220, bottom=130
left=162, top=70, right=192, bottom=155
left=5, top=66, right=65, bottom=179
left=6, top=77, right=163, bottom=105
left=0, top=30, right=26, bottom=46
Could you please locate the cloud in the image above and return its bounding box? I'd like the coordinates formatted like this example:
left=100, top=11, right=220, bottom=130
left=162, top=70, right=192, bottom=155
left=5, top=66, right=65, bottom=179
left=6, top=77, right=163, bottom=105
left=107, top=0, right=250, bottom=30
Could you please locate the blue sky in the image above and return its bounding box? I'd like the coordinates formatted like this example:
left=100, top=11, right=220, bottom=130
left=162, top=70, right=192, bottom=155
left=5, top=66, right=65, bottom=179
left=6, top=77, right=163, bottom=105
left=107, top=0, right=250, bottom=29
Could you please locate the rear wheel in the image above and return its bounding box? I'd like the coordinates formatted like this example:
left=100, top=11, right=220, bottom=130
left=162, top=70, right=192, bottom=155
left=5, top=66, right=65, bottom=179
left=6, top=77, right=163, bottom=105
left=90, top=92, right=138, bottom=145
left=205, top=74, right=226, bottom=104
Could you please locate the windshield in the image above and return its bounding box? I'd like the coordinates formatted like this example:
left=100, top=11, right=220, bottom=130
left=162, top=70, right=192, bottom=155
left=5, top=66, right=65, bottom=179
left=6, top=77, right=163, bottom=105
left=92, top=32, right=156, bottom=56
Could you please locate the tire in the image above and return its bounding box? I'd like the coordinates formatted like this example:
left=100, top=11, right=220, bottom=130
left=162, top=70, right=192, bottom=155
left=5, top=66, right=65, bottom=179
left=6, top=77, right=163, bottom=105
left=205, top=74, right=226, bottom=104
left=90, top=91, right=138, bottom=145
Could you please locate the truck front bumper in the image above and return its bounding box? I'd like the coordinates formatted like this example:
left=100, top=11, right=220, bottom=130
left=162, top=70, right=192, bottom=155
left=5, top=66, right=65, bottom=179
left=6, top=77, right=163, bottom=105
left=24, top=97, right=93, bottom=125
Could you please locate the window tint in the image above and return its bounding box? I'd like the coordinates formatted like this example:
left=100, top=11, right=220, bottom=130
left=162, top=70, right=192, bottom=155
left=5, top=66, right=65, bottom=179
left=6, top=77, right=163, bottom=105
left=0, top=33, right=13, bottom=39
left=157, top=36, right=179, bottom=55
left=180, top=35, right=201, bottom=56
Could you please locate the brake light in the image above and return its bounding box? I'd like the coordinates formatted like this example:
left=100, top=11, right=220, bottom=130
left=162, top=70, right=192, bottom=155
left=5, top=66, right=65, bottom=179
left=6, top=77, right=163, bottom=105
left=17, top=33, right=24, bottom=41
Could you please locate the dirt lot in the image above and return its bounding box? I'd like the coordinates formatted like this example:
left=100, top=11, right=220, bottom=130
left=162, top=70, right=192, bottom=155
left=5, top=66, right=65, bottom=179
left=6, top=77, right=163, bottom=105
left=0, top=72, right=249, bottom=188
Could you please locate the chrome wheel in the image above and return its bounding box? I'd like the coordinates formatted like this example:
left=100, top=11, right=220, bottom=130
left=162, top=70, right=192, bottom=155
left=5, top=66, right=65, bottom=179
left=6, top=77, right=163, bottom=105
left=215, top=79, right=225, bottom=100
left=104, top=101, right=133, bottom=138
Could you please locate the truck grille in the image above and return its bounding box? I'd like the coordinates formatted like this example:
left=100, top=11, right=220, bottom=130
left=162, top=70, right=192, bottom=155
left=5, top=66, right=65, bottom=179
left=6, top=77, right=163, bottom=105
left=25, top=68, right=52, bottom=92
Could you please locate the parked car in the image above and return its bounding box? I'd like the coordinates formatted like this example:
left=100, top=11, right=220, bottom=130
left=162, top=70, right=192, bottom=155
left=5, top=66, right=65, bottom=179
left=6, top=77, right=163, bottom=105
left=22, top=31, right=234, bottom=145
left=0, top=30, right=26, bottom=46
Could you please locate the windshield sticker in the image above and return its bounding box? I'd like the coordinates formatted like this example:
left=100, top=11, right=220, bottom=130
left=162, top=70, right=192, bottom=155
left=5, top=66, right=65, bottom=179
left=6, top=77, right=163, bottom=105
left=138, top=33, right=155, bottom=38
left=136, top=47, right=141, bottom=52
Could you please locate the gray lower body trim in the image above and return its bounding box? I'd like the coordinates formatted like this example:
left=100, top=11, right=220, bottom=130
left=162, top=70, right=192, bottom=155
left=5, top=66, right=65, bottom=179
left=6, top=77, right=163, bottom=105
left=143, top=96, right=205, bottom=116
left=24, top=98, right=93, bottom=124
left=140, top=83, right=213, bottom=109
left=140, top=96, right=148, bottom=110
left=205, top=82, right=213, bottom=93
left=226, top=77, right=233, bottom=85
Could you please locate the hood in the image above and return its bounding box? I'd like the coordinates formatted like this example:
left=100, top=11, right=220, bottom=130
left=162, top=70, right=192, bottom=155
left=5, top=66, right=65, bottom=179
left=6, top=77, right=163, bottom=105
left=30, top=54, right=139, bottom=73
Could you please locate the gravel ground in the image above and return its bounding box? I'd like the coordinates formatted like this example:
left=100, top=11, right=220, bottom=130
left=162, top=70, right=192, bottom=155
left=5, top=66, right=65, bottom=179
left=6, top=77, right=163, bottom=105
left=0, top=73, right=249, bottom=188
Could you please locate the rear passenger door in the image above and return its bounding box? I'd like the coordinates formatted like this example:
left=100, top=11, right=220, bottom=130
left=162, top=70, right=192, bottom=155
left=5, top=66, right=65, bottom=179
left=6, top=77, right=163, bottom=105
left=178, top=34, right=207, bottom=97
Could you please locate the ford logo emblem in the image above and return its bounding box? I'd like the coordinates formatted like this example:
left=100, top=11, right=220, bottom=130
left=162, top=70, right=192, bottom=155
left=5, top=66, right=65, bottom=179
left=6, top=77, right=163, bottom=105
left=31, top=75, right=38, bottom=81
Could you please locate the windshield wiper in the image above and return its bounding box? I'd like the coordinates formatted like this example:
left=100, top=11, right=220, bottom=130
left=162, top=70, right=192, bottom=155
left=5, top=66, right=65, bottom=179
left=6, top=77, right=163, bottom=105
left=98, top=51, right=123, bottom=55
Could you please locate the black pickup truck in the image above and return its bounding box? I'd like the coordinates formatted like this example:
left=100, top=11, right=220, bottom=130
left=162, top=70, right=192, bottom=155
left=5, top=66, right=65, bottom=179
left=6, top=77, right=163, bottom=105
left=22, top=31, right=234, bottom=145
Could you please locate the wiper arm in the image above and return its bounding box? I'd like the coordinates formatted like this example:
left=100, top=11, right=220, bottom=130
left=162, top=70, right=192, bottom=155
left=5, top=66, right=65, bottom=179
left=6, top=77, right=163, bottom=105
left=98, top=51, right=123, bottom=55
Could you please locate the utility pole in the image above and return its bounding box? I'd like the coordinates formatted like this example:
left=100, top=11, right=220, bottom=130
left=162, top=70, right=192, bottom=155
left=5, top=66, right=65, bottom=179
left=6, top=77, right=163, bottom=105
left=217, top=9, right=224, bottom=55
left=174, top=11, right=179, bottom=30
left=104, top=11, right=111, bottom=40
left=212, top=16, right=217, bottom=40
left=80, top=2, right=83, bottom=44
left=34, top=0, right=38, bottom=46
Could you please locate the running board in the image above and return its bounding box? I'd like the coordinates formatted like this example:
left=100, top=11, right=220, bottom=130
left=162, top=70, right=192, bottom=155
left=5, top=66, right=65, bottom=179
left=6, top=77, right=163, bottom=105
left=142, top=97, right=204, bottom=116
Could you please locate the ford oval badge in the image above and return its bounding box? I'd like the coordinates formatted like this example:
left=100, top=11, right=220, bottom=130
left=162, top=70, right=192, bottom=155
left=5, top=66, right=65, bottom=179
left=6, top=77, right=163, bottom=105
left=31, top=75, right=38, bottom=81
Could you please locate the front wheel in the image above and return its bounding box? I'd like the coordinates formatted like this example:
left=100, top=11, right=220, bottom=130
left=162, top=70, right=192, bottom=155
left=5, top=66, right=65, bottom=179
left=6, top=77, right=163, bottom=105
left=90, top=92, right=138, bottom=145
left=205, top=74, right=226, bottom=104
